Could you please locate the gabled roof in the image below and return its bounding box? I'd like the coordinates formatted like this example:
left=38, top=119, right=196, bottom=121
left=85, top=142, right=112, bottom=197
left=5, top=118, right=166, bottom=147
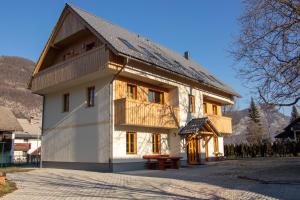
left=179, top=117, right=219, bottom=136
left=0, top=106, right=23, bottom=132
left=275, top=117, right=300, bottom=139
left=68, top=4, right=239, bottom=97
left=32, top=4, right=240, bottom=97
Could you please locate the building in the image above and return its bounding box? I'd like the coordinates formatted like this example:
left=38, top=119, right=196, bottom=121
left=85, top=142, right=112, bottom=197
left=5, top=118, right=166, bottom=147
left=275, top=117, right=300, bottom=141
left=29, top=4, right=239, bottom=172
left=0, top=106, right=23, bottom=165
left=13, top=118, right=41, bottom=163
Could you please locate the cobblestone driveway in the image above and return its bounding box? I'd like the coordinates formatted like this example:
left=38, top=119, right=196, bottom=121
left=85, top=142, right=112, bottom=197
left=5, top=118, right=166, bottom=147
left=3, top=158, right=300, bottom=200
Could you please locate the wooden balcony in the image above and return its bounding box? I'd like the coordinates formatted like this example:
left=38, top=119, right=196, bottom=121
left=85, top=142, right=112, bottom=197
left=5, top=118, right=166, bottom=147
left=114, top=98, right=180, bottom=129
left=206, top=115, right=232, bottom=134
left=31, top=46, right=108, bottom=92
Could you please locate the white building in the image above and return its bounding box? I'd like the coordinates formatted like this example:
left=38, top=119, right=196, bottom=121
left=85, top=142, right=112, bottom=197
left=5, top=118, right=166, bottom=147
left=13, top=118, right=41, bottom=163
left=29, top=4, right=239, bottom=172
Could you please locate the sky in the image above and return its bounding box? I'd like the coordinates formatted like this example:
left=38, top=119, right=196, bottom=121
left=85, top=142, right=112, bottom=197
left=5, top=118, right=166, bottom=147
left=0, top=0, right=252, bottom=109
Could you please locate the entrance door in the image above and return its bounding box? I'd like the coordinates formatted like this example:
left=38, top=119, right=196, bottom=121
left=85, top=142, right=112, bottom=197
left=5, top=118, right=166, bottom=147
left=187, top=135, right=200, bottom=164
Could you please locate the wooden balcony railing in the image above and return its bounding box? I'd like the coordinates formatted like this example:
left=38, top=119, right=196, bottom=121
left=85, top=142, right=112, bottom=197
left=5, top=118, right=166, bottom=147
left=31, top=46, right=108, bottom=92
left=114, top=98, right=180, bottom=129
left=206, top=115, right=232, bottom=134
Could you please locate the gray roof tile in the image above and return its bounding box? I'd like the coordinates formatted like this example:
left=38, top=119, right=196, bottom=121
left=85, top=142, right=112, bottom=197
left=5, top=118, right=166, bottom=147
left=68, top=4, right=239, bottom=97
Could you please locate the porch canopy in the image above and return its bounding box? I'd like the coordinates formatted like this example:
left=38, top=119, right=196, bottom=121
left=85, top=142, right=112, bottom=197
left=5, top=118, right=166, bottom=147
left=179, top=117, right=219, bottom=137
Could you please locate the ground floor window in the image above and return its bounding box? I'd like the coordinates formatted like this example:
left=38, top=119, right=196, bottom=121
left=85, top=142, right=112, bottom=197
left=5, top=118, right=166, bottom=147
left=152, top=133, right=161, bottom=154
left=126, top=132, right=137, bottom=154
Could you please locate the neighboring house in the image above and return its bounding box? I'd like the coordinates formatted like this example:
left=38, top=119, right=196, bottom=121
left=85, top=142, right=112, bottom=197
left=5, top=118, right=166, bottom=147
left=275, top=117, right=300, bottom=141
left=28, top=4, right=239, bottom=172
left=0, top=106, right=23, bottom=164
left=13, top=118, right=41, bottom=163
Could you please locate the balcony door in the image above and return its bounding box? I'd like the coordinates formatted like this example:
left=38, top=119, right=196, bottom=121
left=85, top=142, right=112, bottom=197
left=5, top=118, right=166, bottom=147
left=187, top=135, right=200, bottom=164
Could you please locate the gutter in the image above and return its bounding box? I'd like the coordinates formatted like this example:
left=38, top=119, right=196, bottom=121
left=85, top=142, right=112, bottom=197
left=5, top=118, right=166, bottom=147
left=108, top=57, right=128, bottom=171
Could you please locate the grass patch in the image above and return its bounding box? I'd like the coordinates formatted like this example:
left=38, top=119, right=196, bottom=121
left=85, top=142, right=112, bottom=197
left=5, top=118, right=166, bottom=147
left=0, top=167, right=33, bottom=174
left=0, top=181, right=17, bottom=197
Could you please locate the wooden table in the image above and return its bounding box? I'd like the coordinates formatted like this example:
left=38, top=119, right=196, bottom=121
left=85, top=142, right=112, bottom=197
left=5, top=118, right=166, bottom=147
left=143, top=155, right=182, bottom=170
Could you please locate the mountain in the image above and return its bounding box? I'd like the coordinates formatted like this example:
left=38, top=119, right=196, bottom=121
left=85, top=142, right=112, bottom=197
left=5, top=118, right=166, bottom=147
left=0, top=56, right=42, bottom=119
left=224, top=106, right=290, bottom=144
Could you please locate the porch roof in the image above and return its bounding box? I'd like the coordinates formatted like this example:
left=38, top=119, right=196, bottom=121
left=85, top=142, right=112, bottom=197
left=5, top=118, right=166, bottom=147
left=179, top=117, right=219, bottom=136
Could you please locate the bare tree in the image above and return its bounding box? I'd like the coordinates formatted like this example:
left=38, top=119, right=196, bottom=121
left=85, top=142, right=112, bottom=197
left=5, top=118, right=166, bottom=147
left=232, top=0, right=300, bottom=106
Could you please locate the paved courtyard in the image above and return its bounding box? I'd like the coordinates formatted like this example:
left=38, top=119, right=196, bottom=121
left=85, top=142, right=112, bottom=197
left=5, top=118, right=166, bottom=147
left=3, top=157, right=300, bottom=200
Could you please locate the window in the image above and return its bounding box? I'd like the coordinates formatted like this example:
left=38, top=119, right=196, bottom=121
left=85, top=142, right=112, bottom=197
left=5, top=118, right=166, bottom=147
left=127, top=83, right=137, bottom=99
left=212, top=105, right=218, bottom=115
left=126, top=132, right=137, bottom=154
left=203, top=103, right=207, bottom=114
left=63, top=93, right=70, bottom=112
left=139, top=46, right=157, bottom=60
left=148, top=89, right=164, bottom=104
left=118, top=37, right=139, bottom=52
left=87, top=86, right=95, bottom=107
left=85, top=42, right=95, bottom=51
left=152, top=133, right=161, bottom=154
left=189, top=95, right=195, bottom=113
left=214, top=137, right=219, bottom=153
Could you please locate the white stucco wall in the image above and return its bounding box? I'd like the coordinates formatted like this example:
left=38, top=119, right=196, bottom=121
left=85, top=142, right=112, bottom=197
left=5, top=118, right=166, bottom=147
left=112, top=130, right=169, bottom=163
left=42, top=75, right=113, bottom=163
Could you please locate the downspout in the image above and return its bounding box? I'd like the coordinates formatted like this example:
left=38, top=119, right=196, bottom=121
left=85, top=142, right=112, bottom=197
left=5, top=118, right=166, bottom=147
left=108, top=57, right=129, bottom=171
left=40, top=95, right=45, bottom=169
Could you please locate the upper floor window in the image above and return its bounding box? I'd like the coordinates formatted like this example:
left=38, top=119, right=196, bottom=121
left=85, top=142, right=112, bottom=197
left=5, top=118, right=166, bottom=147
left=203, top=103, right=208, bottom=114
left=212, top=104, right=218, bottom=115
left=126, top=132, right=137, bottom=154
left=87, top=86, right=95, bottom=107
left=189, top=95, right=195, bottom=113
left=148, top=89, right=164, bottom=104
left=62, top=93, right=70, bottom=112
left=127, top=83, right=137, bottom=99
left=152, top=133, right=161, bottom=154
left=85, top=42, right=96, bottom=51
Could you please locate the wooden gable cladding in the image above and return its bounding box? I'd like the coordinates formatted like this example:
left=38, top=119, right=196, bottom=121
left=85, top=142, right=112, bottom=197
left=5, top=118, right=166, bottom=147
left=54, top=11, right=85, bottom=44
left=114, top=77, right=170, bottom=105
left=31, top=46, right=109, bottom=92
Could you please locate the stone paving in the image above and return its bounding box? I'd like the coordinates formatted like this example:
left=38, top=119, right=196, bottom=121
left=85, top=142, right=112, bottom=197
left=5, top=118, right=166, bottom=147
left=3, top=157, right=300, bottom=200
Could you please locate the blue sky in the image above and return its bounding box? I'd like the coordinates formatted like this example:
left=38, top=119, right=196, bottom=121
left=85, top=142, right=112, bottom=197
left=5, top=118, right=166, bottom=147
left=0, top=0, right=252, bottom=109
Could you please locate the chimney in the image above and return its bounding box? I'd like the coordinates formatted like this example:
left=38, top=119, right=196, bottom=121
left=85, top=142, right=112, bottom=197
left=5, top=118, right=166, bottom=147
left=184, top=51, right=190, bottom=60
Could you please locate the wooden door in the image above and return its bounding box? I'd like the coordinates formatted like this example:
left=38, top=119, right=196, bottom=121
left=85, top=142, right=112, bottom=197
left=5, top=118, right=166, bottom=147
left=187, top=135, right=200, bottom=164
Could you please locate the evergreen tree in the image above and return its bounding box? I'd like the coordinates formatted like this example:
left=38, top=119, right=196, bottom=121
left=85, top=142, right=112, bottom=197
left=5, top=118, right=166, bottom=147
left=248, top=97, right=260, bottom=123
left=246, top=98, right=265, bottom=144
left=290, top=105, right=299, bottom=123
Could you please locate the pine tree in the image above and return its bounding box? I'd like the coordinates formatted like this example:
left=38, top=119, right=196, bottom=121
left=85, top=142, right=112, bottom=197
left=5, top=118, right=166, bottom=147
left=248, top=97, right=260, bottom=123
left=290, top=105, right=299, bottom=123
left=246, top=97, right=265, bottom=144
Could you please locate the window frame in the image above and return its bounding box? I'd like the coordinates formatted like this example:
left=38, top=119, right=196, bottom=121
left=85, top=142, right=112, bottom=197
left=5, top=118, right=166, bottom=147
left=126, top=83, right=137, bottom=100
left=203, top=102, right=208, bottom=114
left=189, top=95, right=195, bottom=113
left=148, top=89, right=164, bottom=104
left=212, top=104, right=218, bottom=115
left=62, top=93, right=70, bottom=112
left=126, top=132, right=137, bottom=154
left=152, top=133, right=161, bottom=154
left=87, top=86, right=95, bottom=107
